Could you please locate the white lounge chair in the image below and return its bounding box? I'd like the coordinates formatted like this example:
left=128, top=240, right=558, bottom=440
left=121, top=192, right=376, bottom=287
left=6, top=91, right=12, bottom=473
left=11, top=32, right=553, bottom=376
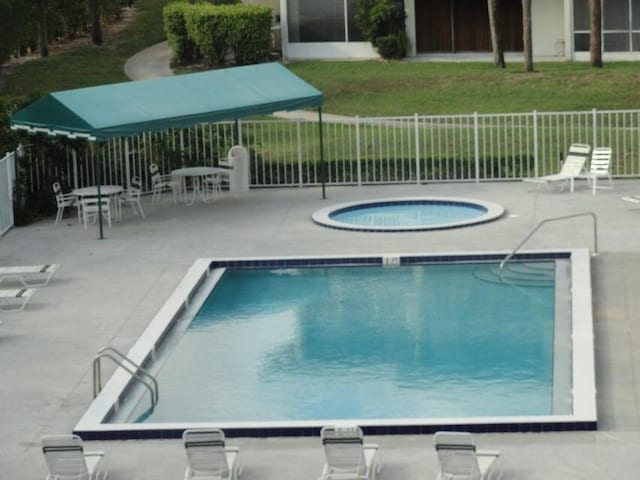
left=586, top=146, right=613, bottom=195
left=0, top=264, right=59, bottom=287
left=434, top=431, right=502, bottom=480
left=319, top=425, right=381, bottom=480
left=183, top=428, right=242, bottom=480
left=523, top=143, right=590, bottom=193
left=622, top=195, right=640, bottom=208
left=0, top=288, right=36, bottom=312
left=42, top=434, right=107, bottom=480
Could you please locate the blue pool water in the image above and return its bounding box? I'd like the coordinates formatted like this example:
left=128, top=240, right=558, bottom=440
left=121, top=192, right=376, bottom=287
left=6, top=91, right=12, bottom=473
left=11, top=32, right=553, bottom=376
left=332, top=202, right=486, bottom=227
left=312, top=198, right=505, bottom=231
left=128, top=262, right=558, bottom=424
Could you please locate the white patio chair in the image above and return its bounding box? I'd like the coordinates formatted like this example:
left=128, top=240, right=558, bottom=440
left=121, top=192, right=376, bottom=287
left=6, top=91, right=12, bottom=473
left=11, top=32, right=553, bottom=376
left=183, top=428, right=242, bottom=480
left=81, top=197, right=112, bottom=229
left=0, top=288, right=36, bottom=312
left=434, top=431, right=502, bottom=480
left=586, top=146, right=613, bottom=195
left=119, top=175, right=145, bottom=219
left=53, top=182, right=81, bottom=224
left=320, top=425, right=381, bottom=480
left=42, top=434, right=107, bottom=480
left=149, top=162, right=180, bottom=203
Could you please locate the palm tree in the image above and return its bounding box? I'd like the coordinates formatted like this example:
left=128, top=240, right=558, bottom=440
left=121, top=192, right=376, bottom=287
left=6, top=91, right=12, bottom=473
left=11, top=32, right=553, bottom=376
left=487, top=0, right=505, bottom=68
left=91, top=0, right=103, bottom=45
left=590, top=0, right=603, bottom=67
left=36, top=0, right=49, bottom=57
left=522, top=0, right=533, bottom=72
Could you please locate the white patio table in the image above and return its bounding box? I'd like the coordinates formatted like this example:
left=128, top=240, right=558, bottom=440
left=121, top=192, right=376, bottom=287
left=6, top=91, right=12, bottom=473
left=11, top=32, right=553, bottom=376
left=72, top=185, right=123, bottom=221
left=171, top=166, right=229, bottom=205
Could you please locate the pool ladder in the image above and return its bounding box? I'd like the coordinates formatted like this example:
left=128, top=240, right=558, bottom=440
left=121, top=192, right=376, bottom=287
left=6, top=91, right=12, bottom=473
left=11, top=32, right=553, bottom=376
left=92, top=346, right=159, bottom=408
left=499, top=212, right=598, bottom=280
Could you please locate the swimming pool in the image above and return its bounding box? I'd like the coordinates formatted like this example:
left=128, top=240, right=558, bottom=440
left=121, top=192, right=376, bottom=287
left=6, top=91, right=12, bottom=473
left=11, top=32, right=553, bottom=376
left=75, top=250, right=596, bottom=439
left=312, top=197, right=504, bottom=231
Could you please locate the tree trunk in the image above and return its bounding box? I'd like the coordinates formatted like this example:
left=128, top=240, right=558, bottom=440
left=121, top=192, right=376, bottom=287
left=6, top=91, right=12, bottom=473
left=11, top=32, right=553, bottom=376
left=488, top=0, right=505, bottom=68
left=91, top=0, right=103, bottom=46
left=522, top=0, right=533, bottom=72
left=590, top=0, right=603, bottom=67
left=37, top=0, right=49, bottom=57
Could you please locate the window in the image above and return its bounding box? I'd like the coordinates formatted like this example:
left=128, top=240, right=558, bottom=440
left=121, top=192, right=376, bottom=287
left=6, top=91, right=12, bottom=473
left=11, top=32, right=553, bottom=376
left=574, top=0, right=640, bottom=52
left=287, top=0, right=363, bottom=43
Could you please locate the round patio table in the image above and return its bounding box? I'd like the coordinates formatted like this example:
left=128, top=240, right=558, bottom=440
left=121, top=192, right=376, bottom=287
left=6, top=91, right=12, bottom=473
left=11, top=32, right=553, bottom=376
left=171, top=167, right=228, bottom=205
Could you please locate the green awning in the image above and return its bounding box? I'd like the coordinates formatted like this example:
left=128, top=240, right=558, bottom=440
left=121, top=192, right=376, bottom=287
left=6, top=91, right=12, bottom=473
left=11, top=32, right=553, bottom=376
left=10, top=63, right=323, bottom=141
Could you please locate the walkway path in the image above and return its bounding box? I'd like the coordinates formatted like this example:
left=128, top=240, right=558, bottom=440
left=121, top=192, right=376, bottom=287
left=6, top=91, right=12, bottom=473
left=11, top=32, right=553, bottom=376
left=124, top=40, right=173, bottom=80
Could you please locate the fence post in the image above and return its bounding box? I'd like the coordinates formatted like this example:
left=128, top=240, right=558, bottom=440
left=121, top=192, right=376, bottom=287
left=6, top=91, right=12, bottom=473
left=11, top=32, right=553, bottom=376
left=414, top=113, right=421, bottom=184
left=72, top=149, right=79, bottom=189
left=179, top=129, right=185, bottom=167
left=296, top=119, right=303, bottom=188
left=355, top=115, right=362, bottom=186
left=237, top=119, right=243, bottom=146
left=124, top=137, right=131, bottom=189
left=474, top=112, right=480, bottom=183
left=533, top=110, right=539, bottom=178
left=592, top=108, right=598, bottom=147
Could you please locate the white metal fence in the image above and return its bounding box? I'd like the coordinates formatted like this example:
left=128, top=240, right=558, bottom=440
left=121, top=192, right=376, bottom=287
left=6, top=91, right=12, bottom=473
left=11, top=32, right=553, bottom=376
left=15, top=108, right=640, bottom=194
left=0, top=146, right=18, bottom=236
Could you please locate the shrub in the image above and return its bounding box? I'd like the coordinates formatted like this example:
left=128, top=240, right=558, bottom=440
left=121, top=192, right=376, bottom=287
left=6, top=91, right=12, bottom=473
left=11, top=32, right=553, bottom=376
left=355, top=0, right=407, bottom=60
left=163, top=2, right=198, bottom=65
left=227, top=6, right=272, bottom=65
left=182, top=3, right=272, bottom=67
left=184, top=3, right=231, bottom=67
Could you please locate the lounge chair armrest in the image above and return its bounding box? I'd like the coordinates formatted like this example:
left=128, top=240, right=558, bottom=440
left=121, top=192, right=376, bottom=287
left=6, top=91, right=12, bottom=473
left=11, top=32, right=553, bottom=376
left=476, top=449, right=501, bottom=457
left=83, top=450, right=105, bottom=457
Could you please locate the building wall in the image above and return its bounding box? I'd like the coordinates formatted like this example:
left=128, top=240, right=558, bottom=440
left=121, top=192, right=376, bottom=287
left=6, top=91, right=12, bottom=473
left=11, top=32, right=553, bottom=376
left=244, top=0, right=280, bottom=19
left=532, top=0, right=567, bottom=57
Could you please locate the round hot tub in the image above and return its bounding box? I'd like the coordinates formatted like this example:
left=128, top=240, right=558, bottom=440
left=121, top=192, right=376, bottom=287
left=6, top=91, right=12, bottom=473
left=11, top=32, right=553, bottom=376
left=312, top=197, right=505, bottom=232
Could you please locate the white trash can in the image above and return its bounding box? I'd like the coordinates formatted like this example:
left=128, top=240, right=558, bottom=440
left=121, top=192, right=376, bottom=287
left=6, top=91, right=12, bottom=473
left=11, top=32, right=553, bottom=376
left=227, top=145, right=250, bottom=193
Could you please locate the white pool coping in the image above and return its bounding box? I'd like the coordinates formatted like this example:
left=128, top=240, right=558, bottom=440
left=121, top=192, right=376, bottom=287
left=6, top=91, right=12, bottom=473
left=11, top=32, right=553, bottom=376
left=311, top=197, right=505, bottom=231
left=74, top=248, right=596, bottom=437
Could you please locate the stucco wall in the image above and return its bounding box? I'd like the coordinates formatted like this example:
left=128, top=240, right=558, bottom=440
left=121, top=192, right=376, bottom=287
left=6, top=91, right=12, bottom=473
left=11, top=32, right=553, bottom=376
left=532, top=0, right=566, bottom=57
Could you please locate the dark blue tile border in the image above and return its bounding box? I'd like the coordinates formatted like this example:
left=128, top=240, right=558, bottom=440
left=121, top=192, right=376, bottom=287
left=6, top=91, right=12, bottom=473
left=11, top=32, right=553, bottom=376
left=74, top=420, right=597, bottom=441
left=210, top=252, right=570, bottom=271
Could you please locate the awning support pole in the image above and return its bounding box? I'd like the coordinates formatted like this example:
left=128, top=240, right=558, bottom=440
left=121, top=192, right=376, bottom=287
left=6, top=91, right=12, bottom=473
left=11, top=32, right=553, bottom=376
left=319, top=107, right=326, bottom=199
left=95, top=142, right=104, bottom=240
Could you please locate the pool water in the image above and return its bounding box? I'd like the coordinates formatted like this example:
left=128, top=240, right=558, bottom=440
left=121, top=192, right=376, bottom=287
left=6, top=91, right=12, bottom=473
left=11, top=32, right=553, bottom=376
left=126, top=262, right=561, bottom=424
left=331, top=202, right=486, bottom=227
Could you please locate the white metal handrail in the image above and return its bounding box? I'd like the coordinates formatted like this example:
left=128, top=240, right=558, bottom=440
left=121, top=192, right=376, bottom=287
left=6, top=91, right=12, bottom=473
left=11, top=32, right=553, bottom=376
left=499, top=212, right=598, bottom=279
left=92, top=346, right=158, bottom=407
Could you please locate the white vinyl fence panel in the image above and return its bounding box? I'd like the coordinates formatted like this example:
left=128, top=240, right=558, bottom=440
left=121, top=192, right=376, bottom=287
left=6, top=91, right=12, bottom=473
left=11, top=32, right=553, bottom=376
left=0, top=147, right=18, bottom=236
left=15, top=108, right=640, bottom=194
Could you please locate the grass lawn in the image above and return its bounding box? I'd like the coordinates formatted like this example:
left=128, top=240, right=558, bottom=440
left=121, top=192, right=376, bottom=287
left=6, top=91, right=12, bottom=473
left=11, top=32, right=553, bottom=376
left=288, top=61, right=640, bottom=116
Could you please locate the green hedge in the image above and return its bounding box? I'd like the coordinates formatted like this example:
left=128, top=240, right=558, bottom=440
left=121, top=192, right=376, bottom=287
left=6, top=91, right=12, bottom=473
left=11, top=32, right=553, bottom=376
left=163, top=2, right=199, bottom=65
left=355, top=0, right=407, bottom=60
left=164, top=1, right=271, bottom=67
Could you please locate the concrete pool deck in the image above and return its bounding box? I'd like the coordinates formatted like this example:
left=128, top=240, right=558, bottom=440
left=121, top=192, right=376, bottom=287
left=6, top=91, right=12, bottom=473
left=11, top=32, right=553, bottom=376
left=1, top=180, right=640, bottom=479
